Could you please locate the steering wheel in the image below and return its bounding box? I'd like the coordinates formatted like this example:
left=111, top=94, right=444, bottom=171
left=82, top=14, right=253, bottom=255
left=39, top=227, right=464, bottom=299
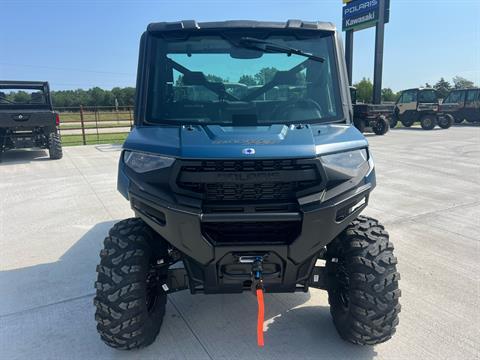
left=273, top=99, right=323, bottom=122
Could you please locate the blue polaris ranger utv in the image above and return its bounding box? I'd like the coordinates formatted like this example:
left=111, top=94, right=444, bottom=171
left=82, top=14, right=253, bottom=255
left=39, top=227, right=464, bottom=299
left=94, top=20, right=401, bottom=349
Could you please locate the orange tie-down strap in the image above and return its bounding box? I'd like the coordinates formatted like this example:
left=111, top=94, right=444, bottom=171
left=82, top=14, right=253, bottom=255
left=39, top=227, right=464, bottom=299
left=256, top=288, right=265, bottom=347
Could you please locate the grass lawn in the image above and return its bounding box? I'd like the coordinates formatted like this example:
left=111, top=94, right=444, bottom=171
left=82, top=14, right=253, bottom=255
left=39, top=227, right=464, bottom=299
left=62, top=133, right=128, bottom=146
left=59, top=111, right=133, bottom=122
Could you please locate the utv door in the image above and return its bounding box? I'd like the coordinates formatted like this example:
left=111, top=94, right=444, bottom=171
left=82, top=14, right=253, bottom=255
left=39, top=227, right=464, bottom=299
left=395, top=89, right=417, bottom=124
left=445, top=90, right=466, bottom=120
left=417, top=89, right=439, bottom=112
left=464, top=89, right=480, bottom=122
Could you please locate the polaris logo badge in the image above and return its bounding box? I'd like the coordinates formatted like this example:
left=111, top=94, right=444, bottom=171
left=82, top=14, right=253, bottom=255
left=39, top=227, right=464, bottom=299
left=18, top=114, right=23, bottom=119
left=343, top=0, right=378, bottom=16
left=242, top=148, right=255, bottom=155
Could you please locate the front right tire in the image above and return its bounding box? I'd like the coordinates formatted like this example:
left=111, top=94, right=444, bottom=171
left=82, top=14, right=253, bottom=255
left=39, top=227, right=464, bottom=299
left=372, top=116, right=389, bottom=135
left=326, top=216, right=401, bottom=345
left=94, top=218, right=169, bottom=350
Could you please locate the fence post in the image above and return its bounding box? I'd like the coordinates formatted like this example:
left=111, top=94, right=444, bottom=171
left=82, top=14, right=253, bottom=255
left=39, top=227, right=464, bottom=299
left=94, top=106, right=100, bottom=143
left=79, top=105, right=87, bottom=145
left=128, top=106, right=133, bottom=126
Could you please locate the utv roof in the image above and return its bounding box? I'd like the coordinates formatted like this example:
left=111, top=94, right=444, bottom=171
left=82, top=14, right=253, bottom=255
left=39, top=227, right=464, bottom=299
left=147, top=20, right=336, bottom=33
left=401, top=87, right=436, bottom=92
left=448, top=88, right=480, bottom=91
left=0, top=80, right=48, bottom=89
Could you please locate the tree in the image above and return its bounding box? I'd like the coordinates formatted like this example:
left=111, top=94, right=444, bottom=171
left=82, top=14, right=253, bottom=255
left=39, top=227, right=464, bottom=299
left=433, top=78, right=452, bottom=99
left=51, top=87, right=137, bottom=108
left=205, top=74, right=225, bottom=83
left=452, top=76, right=475, bottom=89
left=381, top=88, right=398, bottom=102
left=175, top=74, right=184, bottom=86
left=111, top=87, right=135, bottom=106
left=254, top=67, right=278, bottom=85
left=238, top=74, right=257, bottom=86
left=353, top=78, right=373, bottom=103
left=12, top=91, right=31, bottom=103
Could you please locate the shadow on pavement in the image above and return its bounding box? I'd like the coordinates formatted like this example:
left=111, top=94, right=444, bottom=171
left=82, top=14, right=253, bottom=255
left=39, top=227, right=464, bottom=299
left=390, top=127, right=444, bottom=131
left=453, top=122, right=480, bottom=127
left=0, top=221, right=116, bottom=317
left=0, top=148, right=50, bottom=164
left=264, top=305, right=377, bottom=359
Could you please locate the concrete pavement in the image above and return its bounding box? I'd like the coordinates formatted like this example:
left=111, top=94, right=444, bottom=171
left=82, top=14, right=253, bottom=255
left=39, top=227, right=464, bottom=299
left=0, top=126, right=479, bottom=359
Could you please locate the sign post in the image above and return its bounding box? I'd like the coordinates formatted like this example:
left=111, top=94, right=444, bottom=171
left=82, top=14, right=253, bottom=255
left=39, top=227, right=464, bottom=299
left=345, top=30, right=354, bottom=85
left=342, top=0, right=390, bottom=103
left=373, top=0, right=385, bottom=104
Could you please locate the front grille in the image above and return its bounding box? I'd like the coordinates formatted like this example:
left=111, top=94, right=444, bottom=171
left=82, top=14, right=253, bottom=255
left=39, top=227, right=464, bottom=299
left=205, top=182, right=294, bottom=201
left=202, top=221, right=301, bottom=244
left=177, top=159, right=320, bottom=202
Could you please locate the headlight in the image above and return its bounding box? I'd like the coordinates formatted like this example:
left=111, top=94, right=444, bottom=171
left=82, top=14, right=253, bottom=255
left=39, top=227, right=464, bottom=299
left=123, top=151, right=175, bottom=173
left=321, top=149, right=370, bottom=179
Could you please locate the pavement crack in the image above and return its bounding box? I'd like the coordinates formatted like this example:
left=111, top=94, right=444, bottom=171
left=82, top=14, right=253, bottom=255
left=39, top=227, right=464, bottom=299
left=384, top=200, right=480, bottom=225
left=0, top=292, right=95, bottom=319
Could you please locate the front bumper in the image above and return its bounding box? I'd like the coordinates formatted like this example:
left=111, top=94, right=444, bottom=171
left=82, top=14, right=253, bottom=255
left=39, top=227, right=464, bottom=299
left=125, top=163, right=375, bottom=293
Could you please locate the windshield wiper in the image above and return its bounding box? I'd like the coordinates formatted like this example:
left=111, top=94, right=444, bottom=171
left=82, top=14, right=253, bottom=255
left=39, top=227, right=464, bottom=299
left=238, top=37, right=325, bottom=63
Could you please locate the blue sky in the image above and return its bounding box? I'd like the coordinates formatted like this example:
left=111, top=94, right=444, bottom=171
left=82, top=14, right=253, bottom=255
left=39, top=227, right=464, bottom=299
left=1, top=0, right=479, bottom=91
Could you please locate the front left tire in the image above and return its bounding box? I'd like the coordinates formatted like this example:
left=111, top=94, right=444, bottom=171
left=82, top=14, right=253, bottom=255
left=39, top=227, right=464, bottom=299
left=389, top=117, right=398, bottom=129
left=326, top=216, right=401, bottom=345
left=94, top=218, right=169, bottom=350
left=400, top=119, right=414, bottom=127
left=437, top=114, right=453, bottom=129
left=420, top=115, right=436, bottom=130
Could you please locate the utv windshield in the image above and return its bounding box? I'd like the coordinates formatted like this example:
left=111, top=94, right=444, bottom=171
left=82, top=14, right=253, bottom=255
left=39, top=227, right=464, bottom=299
left=146, top=31, right=343, bottom=125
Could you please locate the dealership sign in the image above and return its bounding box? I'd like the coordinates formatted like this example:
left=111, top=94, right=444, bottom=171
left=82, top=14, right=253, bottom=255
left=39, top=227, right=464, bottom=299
left=342, top=0, right=390, bottom=31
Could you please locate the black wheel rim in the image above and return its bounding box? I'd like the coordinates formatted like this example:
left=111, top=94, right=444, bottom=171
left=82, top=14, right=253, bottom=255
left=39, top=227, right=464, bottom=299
left=334, top=260, right=351, bottom=310
left=145, top=268, right=159, bottom=313
left=376, top=122, right=386, bottom=133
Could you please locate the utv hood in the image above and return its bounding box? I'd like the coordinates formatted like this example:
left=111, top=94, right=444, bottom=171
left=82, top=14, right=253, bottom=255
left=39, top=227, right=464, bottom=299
left=123, top=124, right=368, bottom=159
